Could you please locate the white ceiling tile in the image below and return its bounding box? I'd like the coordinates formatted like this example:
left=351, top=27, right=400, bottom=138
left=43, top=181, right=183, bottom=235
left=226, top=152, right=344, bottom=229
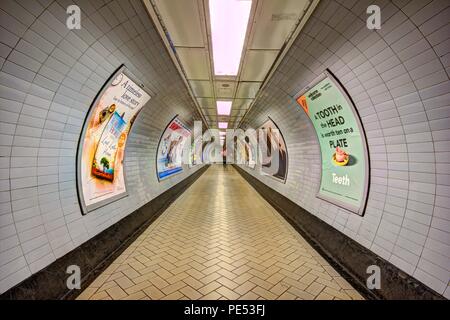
left=236, top=82, right=261, bottom=99
left=215, top=81, right=236, bottom=98
left=197, top=98, right=215, bottom=109
left=217, top=115, right=230, bottom=122
left=231, top=109, right=243, bottom=117
left=206, top=108, right=218, bottom=116
left=250, top=0, right=308, bottom=50
left=190, top=80, right=213, bottom=97
left=177, top=48, right=210, bottom=80
left=240, top=50, right=279, bottom=81
left=154, top=0, right=205, bottom=47
left=233, top=98, right=253, bottom=110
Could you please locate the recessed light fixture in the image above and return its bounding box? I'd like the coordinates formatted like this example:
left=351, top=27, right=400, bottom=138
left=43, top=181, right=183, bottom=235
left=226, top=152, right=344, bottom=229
left=219, top=131, right=226, bottom=136
left=218, top=122, right=228, bottom=129
left=217, top=101, right=232, bottom=115
left=209, top=0, right=252, bottom=76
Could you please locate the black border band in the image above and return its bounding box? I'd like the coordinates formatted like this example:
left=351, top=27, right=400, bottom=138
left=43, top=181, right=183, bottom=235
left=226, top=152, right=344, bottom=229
left=0, top=166, right=209, bottom=300
left=233, top=165, right=444, bottom=300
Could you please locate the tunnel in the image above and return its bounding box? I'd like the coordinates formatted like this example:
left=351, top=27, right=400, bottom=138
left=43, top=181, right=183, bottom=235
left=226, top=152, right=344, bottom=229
left=0, top=0, right=449, bottom=305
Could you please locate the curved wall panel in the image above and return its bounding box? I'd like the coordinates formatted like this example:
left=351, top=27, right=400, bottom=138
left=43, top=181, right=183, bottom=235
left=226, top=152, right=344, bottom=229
left=239, top=0, right=450, bottom=298
left=0, top=0, right=203, bottom=293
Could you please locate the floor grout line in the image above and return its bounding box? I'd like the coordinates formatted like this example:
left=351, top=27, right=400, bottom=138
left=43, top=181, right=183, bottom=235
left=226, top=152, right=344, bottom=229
left=79, top=165, right=364, bottom=301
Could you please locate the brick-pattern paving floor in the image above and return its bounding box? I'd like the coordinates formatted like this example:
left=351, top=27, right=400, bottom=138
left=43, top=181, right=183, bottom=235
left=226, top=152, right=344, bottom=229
left=78, top=165, right=364, bottom=300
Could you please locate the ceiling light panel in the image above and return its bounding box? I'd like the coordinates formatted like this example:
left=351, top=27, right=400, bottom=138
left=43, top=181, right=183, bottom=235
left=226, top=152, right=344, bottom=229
left=209, top=0, right=252, bottom=76
left=217, top=101, right=232, bottom=115
left=218, top=122, right=228, bottom=129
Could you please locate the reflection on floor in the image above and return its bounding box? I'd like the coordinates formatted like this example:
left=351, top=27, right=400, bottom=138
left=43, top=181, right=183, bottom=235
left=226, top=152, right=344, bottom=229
left=78, top=165, right=364, bottom=300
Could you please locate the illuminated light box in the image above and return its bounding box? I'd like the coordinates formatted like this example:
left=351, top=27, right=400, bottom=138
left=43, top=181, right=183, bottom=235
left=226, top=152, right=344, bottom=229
left=77, top=65, right=151, bottom=214
left=244, top=136, right=256, bottom=169
left=218, top=122, right=228, bottom=129
left=209, top=0, right=252, bottom=76
left=189, top=136, right=202, bottom=168
left=217, top=101, right=232, bottom=115
left=156, top=116, right=192, bottom=181
left=257, top=118, right=288, bottom=183
left=295, top=70, right=369, bottom=216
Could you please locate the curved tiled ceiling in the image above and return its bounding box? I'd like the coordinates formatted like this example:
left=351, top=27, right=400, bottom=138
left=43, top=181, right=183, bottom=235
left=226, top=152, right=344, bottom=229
left=146, top=0, right=318, bottom=129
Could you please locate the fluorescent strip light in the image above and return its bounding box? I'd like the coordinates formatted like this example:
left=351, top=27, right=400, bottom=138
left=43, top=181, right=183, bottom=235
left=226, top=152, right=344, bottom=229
left=217, top=101, right=232, bottom=115
left=218, top=122, right=228, bottom=129
left=209, top=0, right=252, bottom=76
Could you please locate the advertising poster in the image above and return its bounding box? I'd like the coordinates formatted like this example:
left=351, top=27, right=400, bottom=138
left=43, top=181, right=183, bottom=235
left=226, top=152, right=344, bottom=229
left=296, top=71, right=369, bottom=215
left=189, top=136, right=202, bottom=168
left=201, top=141, right=210, bottom=163
left=78, top=67, right=151, bottom=213
left=257, top=119, right=288, bottom=182
left=157, top=117, right=191, bottom=180
left=244, top=136, right=256, bottom=169
left=234, top=139, right=246, bottom=165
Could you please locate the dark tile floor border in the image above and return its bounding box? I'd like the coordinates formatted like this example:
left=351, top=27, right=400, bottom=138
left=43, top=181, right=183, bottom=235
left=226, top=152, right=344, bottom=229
left=233, top=165, right=444, bottom=300
left=0, top=165, right=210, bottom=300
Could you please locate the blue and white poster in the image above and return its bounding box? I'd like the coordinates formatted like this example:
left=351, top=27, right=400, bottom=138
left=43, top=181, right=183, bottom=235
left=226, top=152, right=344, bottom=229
left=156, top=117, right=191, bottom=180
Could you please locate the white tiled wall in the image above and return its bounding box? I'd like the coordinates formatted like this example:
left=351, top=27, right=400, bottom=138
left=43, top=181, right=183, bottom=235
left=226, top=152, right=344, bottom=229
left=0, top=0, right=204, bottom=294
left=239, top=0, right=450, bottom=298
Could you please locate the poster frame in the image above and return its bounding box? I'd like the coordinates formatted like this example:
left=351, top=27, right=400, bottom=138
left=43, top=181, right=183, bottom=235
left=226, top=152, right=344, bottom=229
left=294, top=69, right=370, bottom=216
left=155, top=115, right=191, bottom=182
left=244, top=135, right=257, bottom=170
left=76, top=64, right=151, bottom=215
left=256, top=116, right=289, bottom=184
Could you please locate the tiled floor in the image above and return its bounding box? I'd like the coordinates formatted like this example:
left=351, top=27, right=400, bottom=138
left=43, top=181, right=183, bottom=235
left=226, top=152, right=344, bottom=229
left=78, top=165, right=364, bottom=300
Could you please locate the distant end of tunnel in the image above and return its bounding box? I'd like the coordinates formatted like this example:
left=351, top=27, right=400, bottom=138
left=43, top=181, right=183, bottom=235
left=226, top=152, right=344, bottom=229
left=0, top=0, right=449, bottom=310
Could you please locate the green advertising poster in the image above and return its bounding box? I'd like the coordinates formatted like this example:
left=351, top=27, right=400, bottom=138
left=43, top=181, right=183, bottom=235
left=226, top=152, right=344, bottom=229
left=296, top=71, right=369, bottom=215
